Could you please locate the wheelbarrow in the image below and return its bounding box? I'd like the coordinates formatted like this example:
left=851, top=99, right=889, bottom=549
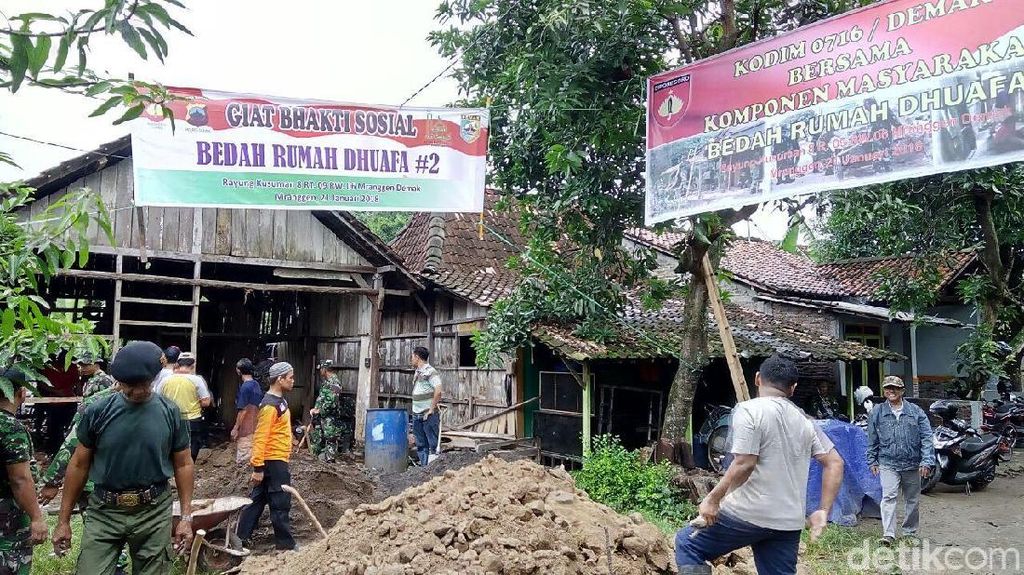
left=173, top=496, right=252, bottom=571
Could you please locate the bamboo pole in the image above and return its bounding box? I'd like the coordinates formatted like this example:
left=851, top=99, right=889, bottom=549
left=701, top=254, right=750, bottom=402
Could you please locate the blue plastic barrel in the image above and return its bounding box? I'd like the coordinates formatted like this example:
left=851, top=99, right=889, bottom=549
left=364, top=408, right=409, bottom=473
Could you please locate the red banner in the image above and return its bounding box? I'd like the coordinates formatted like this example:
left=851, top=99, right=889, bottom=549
left=646, top=0, right=1024, bottom=224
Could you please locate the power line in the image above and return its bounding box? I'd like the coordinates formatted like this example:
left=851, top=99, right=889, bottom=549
left=399, top=5, right=516, bottom=108
left=0, top=130, right=130, bottom=160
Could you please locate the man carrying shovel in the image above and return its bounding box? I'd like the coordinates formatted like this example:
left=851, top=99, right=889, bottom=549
left=235, top=362, right=296, bottom=551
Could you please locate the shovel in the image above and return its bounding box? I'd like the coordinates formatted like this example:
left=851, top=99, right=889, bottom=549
left=282, top=484, right=329, bottom=542
left=185, top=529, right=206, bottom=575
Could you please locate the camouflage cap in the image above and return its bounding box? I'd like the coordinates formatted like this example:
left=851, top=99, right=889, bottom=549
left=74, top=351, right=102, bottom=365
left=882, top=375, right=905, bottom=389
left=317, top=359, right=334, bottom=370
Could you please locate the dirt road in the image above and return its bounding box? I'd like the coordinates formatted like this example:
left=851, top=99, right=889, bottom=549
left=854, top=459, right=1024, bottom=574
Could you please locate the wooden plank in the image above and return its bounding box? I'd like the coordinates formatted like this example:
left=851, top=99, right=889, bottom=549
left=23, top=397, right=82, bottom=405
left=702, top=254, right=750, bottom=402
left=366, top=286, right=385, bottom=409
left=119, top=320, right=194, bottom=328
left=175, top=208, right=193, bottom=254
left=215, top=209, right=232, bottom=255
left=87, top=245, right=378, bottom=273
left=119, top=297, right=193, bottom=307
left=113, top=160, right=133, bottom=247
left=112, top=255, right=123, bottom=353
left=245, top=209, right=261, bottom=258
left=258, top=209, right=274, bottom=259
left=56, top=268, right=398, bottom=296
left=450, top=397, right=538, bottom=431
left=312, top=222, right=325, bottom=263
left=230, top=210, right=246, bottom=256
left=201, top=208, right=217, bottom=253
left=272, top=210, right=288, bottom=259
left=160, top=209, right=180, bottom=252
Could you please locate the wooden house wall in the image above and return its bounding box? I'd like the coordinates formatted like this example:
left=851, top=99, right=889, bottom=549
left=23, top=158, right=371, bottom=266
left=372, top=292, right=518, bottom=435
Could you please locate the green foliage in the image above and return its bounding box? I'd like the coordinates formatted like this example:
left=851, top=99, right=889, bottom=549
left=433, top=0, right=872, bottom=367
left=0, top=185, right=111, bottom=398
left=0, top=2, right=191, bottom=128
left=572, top=435, right=696, bottom=528
left=951, top=326, right=1006, bottom=399
left=871, top=263, right=943, bottom=316
left=355, top=212, right=412, bottom=243
left=814, top=164, right=1024, bottom=394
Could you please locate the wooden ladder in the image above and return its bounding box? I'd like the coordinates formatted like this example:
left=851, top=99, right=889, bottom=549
left=111, top=254, right=201, bottom=354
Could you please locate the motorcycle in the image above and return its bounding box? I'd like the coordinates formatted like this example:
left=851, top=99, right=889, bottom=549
left=982, top=395, right=1024, bottom=448
left=923, top=400, right=1014, bottom=494
left=696, top=404, right=732, bottom=473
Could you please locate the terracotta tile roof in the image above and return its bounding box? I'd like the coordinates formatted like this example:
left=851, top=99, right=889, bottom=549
left=720, top=238, right=846, bottom=297
left=533, top=299, right=901, bottom=362
left=624, top=229, right=976, bottom=301
left=817, top=252, right=976, bottom=300
left=390, top=191, right=523, bottom=306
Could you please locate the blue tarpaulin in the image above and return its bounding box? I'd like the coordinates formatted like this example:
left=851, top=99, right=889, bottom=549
left=806, top=419, right=882, bottom=526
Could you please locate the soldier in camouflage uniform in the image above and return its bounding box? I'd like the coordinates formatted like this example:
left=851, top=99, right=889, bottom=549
left=309, top=361, right=356, bottom=462
left=38, top=383, right=130, bottom=574
left=1, top=368, right=48, bottom=575
left=76, top=353, right=115, bottom=399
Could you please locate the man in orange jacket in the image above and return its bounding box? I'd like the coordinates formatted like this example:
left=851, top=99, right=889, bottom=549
left=235, top=362, right=295, bottom=550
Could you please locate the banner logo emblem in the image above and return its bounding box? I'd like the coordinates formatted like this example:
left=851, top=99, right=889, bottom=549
left=460, top=114, right=482, bottom=143
left=652, top=74, right=691, bottom=127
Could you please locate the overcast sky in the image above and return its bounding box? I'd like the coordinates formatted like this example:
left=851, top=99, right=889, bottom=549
left=0, top=0, right=793, bottom=239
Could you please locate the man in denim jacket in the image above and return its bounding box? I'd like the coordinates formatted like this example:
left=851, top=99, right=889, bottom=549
left=866, top=375, right=935, bottom=545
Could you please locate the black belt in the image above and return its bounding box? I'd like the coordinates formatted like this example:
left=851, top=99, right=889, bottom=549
left=94, top=482, right=167, bottom=508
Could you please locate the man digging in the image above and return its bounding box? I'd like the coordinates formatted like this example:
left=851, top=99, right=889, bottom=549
left=675, top=355, right=845, bottom=575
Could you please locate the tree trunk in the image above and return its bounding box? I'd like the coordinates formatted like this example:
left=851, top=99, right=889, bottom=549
left=662, top=268, right=710, bottom=441
left=972, top=189, right=1005, bottom=326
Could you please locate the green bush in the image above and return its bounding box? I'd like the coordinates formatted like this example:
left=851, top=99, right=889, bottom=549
left=573, top=435, right=696, bottom=530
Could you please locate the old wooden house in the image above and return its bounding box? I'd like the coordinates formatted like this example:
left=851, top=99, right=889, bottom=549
left=19, top=136, right=423, bottom=435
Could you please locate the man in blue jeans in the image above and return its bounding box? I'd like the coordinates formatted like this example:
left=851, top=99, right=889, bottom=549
left=410, top=347, right=442, bottom=466
left=676, top=355, right=845, bottom=574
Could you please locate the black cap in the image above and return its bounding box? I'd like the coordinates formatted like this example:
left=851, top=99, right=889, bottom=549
left=163, top=345, right=182, bottom=364
left=111, top=341, right=164, bottom=386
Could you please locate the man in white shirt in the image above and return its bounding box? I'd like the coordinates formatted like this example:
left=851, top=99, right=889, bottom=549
left=676, top=355, right=845, bottom=575
left=409, top=347, right=442, bottom=467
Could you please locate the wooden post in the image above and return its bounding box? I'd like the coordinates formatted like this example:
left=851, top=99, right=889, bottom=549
left=701, top=254, right=750, bottom=402
left=112, top=255, right=123, bottom=354
left=909, top=324, right=919, bottom=397
left=368, top=284, right=385, bottom=407
left=582, top=360, right=592, bottom=455
left=190, top=209, right=202, bottom=353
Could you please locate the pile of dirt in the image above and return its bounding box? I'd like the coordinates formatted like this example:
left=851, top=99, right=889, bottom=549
left=192, top=444, right=375, bottom=540
left=240, top=456, right=675, bottom=575
left=373, top=448, right=534, bottom=500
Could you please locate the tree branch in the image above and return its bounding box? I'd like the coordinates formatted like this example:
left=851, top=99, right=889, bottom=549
left=0, top=2, right=140, bottom=38
left=721, top=0, right=738, bottom=50
left=666, top=15, right=695, bottom=63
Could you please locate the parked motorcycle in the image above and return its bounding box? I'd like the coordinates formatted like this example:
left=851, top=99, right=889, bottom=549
left=696, top=404, right=732, bottom=473
left=923, top=400, right=1014, bottom=494
left=982, top=397, right=1023, bottom=449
